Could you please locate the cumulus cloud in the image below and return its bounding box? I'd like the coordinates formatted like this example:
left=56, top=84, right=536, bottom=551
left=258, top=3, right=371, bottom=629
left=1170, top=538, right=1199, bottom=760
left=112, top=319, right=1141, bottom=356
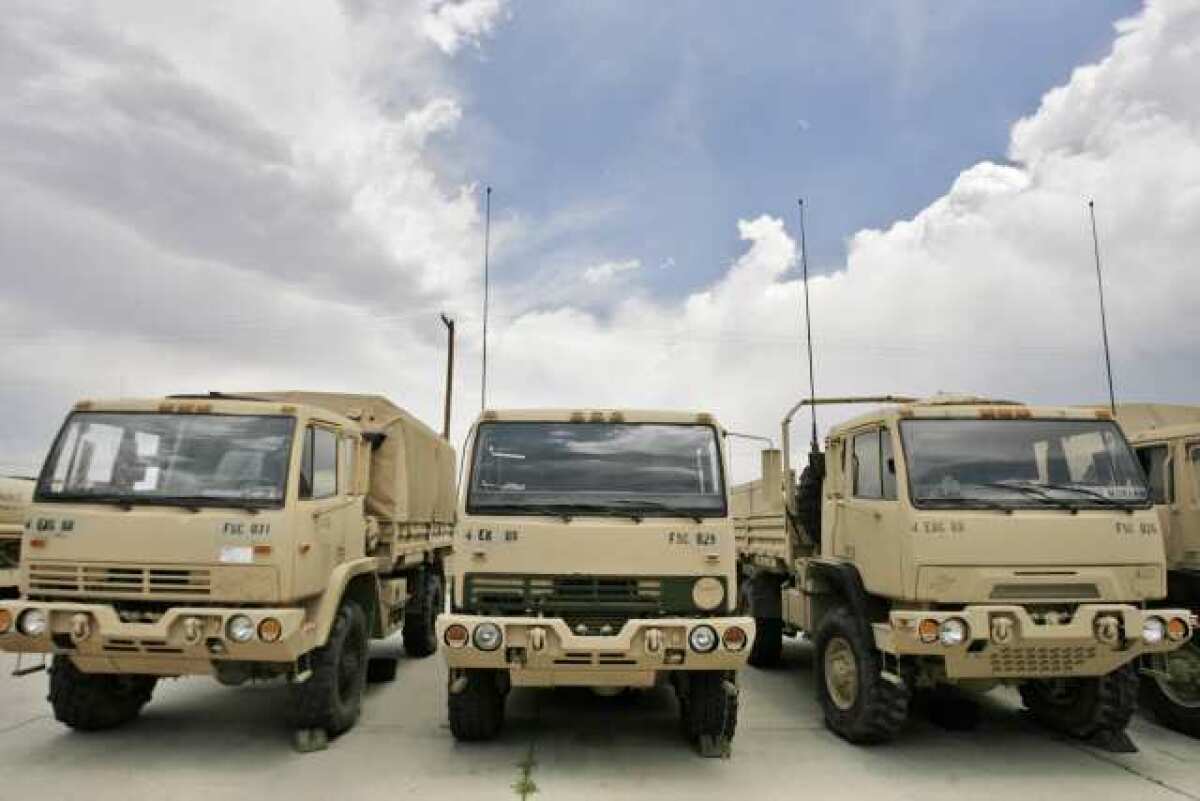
left=420, top=0, right=506, bottom=55
left=3, top=0, right=1198, bottom=491
left=477, top=0, right=1200, bottom=480
left=0, top=0, right=507, bottom=471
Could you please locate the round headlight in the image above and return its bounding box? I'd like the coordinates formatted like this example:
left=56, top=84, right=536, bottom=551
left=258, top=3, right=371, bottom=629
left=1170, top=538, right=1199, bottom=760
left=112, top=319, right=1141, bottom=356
left=689, top=625, right=718, bottom=653
left=939, top=617, right=968, bottom=647
left=226, top=614, right=255, bottom=643
left=473, top=622, right=503, bottom=651
left=18, top=608, right=48, bottom=638
left=1142, top=616, right=1166, bottom=645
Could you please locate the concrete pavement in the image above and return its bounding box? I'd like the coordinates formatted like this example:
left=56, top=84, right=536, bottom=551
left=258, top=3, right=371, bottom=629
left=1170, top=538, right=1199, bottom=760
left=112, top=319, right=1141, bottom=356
left=1, top=637, right=1197, bottom=801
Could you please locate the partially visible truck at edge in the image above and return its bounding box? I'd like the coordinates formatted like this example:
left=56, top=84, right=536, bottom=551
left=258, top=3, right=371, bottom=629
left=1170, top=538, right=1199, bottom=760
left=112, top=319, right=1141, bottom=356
left=0, top=476, right=35, bottom=599
left=437, top=408, right=754, bottom=756
left=1109, top=403, right=1200, bottom=737
left=0, top=391, right=454, bottom=750
left=734, top=394, right=1192, bottom=749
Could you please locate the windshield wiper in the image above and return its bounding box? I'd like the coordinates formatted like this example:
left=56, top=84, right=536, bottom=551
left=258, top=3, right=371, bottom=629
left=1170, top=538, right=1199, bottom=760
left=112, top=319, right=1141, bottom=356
left=916, top=497, right=1014, bottom=513
left=1018, top=481, right=1141, bottom=512
left=472, top=503, right=576, bottom=522
left=601, top=498, right=707, bottom=523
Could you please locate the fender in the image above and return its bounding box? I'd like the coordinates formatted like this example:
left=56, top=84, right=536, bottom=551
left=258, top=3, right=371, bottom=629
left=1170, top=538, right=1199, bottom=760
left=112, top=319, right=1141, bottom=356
left=804, top=559, right=887, bottom=631
left=308, top=557, right=382, bottom=646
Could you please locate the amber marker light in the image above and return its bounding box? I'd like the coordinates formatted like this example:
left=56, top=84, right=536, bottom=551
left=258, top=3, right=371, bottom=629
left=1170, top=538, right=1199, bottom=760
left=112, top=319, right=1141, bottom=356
left=0, top=609, right=11, bottom=634
left=918, top=618, right=940, bottom=644
left=1167, top=617, right=1189, bottom=642
left=722, top=626, right=747, bottom=651
left=258, top=618, right=283, bottom=643
left=444, top=624, right=469, bottom=648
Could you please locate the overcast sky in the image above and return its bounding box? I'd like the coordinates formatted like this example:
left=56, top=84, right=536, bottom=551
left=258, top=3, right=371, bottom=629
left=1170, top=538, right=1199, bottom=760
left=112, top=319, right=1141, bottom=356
left=1, top=0, right=1197, bottom=481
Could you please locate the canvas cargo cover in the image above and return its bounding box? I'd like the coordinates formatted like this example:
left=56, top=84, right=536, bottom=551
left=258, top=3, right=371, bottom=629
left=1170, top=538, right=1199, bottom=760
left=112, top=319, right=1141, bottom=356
left=235, top=392, right=456, bottom=524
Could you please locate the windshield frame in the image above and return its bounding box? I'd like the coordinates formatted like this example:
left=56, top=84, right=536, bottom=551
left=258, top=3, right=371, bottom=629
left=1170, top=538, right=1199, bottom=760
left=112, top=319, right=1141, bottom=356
left=897, top=416, right=1152, bottom=512
left=463, top=420, right=729, bottom=519
left=34, top=410, right=298, bottom=510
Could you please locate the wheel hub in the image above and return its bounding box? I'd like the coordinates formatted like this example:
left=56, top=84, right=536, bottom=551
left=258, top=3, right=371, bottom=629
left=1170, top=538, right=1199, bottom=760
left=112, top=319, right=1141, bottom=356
left=824, top=636, right=859, bottom=711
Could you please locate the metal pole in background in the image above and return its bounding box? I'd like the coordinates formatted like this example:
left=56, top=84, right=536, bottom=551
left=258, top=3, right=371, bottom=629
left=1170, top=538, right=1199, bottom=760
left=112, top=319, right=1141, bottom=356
left=1088, top=200, right=1117, bottom=415
left=481, top=186, right=492, bottom=412
left=440, top=313, right=455, bottom=440
left=798, top=198, right=818, bottom=452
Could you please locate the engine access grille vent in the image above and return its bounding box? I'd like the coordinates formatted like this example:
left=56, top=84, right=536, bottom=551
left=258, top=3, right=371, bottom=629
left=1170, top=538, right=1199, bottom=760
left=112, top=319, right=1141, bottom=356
left=989, top=583, right=1100, bottom=601
left=27, top=562, right=212, bottom=599
left=464, top=574, right=712, bottom=617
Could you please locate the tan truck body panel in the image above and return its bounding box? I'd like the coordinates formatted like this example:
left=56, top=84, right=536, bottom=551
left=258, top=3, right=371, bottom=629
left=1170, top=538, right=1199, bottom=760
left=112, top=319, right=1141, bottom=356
left=0, top=476, right=34, bottom=596
left=439, top=408, right=753, bottom=688
left=0, top=394, right=453, bottom=675
left=735, top=398, right=1190, bottom=681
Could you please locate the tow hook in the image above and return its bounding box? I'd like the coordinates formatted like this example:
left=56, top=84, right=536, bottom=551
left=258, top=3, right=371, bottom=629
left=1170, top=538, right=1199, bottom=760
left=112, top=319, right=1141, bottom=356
left=449, top=673, right=469, bottom=694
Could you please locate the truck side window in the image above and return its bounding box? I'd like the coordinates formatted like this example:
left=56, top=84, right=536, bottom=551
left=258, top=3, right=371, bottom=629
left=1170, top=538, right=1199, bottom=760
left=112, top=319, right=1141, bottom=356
left=880, top=428, right=897, bottom=501
left=1135, top=445, right=1172, bottom=504
left=852, top=430, right=882, bottom=499
left=299, top=426, right=338, bottom=500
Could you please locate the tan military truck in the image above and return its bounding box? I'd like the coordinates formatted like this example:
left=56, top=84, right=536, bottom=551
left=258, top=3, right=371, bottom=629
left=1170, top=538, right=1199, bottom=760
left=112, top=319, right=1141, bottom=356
left=735, top=395, right=1192, bottom=748
left=0, top=392, right=454, bottom=750
left=1109, top=403, right=1200, bottom=736
left=0, top=476, right=35, bottom=599
left=437, top=409, right=754, bottom=756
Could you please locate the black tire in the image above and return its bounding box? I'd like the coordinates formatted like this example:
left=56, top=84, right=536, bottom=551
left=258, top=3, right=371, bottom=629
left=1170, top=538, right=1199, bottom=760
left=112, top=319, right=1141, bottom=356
left=1019, top=663, right=1138, bottom=738
left=813, top=605, right=910, bottom=744
left=290, top=600, right=369, bottom=737
left=448, top=669, right=505, bottom=741
left=48, top=656, right=156, bottom=731
left=738, top=579, right=783, bottom=668
left=403, top=569, right=443, bottom=658
left=366, top=657, right=399, bottom=684
left=1139, top=642, right=1200, bottom=737
left=680, top=671, right=738, bottom=743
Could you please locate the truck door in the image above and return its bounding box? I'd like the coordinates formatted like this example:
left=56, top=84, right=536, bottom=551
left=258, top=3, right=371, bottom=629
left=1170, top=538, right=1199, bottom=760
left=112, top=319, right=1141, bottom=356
left=842, top=427, right=904, bottom=597
left=294, top=423, right=355, bottom=598
left=1135, top=443, right=1177, bottom=565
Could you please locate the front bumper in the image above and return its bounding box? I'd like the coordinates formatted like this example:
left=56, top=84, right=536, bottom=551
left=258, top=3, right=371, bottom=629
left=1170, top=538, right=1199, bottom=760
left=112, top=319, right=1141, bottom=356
left=0, top=600, right=315, bottom=675
left=878, top=603, right=1192, bottom=680
left=437, top=614, right=754, bottom=687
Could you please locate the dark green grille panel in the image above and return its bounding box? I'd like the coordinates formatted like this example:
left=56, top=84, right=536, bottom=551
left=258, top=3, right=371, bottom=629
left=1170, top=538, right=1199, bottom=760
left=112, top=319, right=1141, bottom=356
left=0, top=540, right=19, bottom=570
left=463, top=574, right=722, bottom=618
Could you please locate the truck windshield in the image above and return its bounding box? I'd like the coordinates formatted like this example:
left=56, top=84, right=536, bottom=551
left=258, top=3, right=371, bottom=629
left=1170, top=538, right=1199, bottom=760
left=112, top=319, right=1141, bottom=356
left=467, top=422, right=726, bottom=517
left=899, top=418, right=1149, bottom=509
left=37, top=412, right=295, bottom=508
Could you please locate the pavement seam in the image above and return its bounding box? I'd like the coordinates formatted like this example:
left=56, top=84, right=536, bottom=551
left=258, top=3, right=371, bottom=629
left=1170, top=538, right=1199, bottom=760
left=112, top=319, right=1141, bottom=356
left=1065, top=741, right=1200, bottom=801
left=0, top=714, right=47, bottom=735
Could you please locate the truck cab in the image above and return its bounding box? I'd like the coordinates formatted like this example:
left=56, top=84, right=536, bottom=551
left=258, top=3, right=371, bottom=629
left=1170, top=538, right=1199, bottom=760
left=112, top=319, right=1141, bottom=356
left=438, top=409, right=753, bottom=755
left=0, top=393, right=453, bottom=747
left=737, top=396, right=1192, bottom=747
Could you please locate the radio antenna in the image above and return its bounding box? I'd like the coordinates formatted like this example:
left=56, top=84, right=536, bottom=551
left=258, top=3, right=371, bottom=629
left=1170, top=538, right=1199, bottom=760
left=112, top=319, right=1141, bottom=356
left=481, top=185, right=492, bottom=412
left=798, top=198, right=818, bottom=453
left=1088, top=200, right=1117, bottom=415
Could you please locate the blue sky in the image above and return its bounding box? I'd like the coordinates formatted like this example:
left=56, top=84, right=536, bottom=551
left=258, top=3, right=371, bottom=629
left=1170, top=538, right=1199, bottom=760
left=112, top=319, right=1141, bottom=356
left=447, top=1, right=1138, bottom=297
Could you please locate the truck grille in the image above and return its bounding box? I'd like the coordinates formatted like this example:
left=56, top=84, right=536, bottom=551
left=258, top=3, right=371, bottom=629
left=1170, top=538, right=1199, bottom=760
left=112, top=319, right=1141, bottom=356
left=464, top=574, right=711, bottom=618
left=27, top=562, right=212, bottom=599
left=989, top=583, right=1100, bottom=600
left=0, top=539, right=19, bottom=570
